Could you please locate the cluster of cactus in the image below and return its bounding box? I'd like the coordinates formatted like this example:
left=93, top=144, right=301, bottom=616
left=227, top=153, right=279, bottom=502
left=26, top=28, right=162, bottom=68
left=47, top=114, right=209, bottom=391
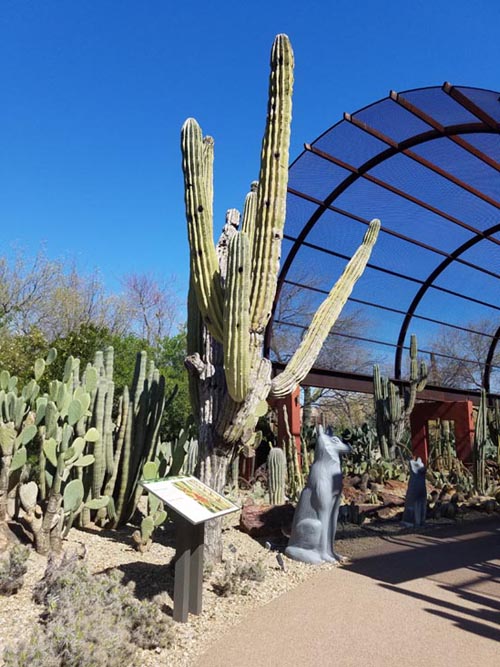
left=427, top=419, right=456, bottom=470
left=182, top=34, right=380, bottom=510
left=267, top=410, right=318, bottom=506
left=132, top=423, right=199, bottom=551
left=282, top=404, right=305, bottom=502
left=373, top=334, right=427, bottom=460
left=342, top=423, right=378, bottom=466
left=0, top=351, right=57, bottom=541
left=0, top=346, right=172, bottom=554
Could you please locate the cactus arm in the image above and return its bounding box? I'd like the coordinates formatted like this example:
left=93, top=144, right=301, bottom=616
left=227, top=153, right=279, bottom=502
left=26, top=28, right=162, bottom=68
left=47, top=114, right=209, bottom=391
left=223, top=232, right=251, bottom=402
left=240, top=181, right=258, bottom=251
left=271, top=219, right=380, bottom=398
left=186, top=276, right=202, bottom=418
left=203, top=136, right=214, bottom=221
left=250, top=34, right=294, bottom=333
left=181, top=118, right=224, bottom=341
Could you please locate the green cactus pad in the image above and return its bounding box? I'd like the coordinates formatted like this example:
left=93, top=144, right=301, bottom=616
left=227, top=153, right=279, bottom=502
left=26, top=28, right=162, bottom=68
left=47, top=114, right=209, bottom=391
left=10, top=446, right=27, bottom=472
left=63, top=479, right=84, bottom=512
left=0, top=370, right=9, bottom=391
left=46, top=347, right=58, bottom=365
left=73, top=454, right=95, bottom=467
left=154, top=509, right=167, bottom=526
left=19, top=481, right=38, bottom=511
left=0, top=424, right=17, bottom=455
left=141, top=515, right=155, bottom=540
left=20, top=424, right=37, bottom=445
left=34, top=358, right=46, bottom=381
left=84, top=366, right=99, bottom=393
left=84, top=427, right=100, bottom=442
left=142, top=461, right=159, bottom=480
left=85, top=495, right=110, bottom=510
left=67, top=399, right=84, bottom=426
left=43, top=438, right=58, bottom=467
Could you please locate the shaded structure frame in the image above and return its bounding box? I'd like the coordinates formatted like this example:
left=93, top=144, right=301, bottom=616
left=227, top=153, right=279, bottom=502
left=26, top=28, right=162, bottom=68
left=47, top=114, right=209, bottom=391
left=265, top=83, right=500, bottom=403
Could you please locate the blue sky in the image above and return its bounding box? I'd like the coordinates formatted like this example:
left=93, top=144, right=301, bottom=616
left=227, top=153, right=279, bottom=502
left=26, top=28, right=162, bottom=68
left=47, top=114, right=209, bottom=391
left=2, top=0, right=500, bottom=321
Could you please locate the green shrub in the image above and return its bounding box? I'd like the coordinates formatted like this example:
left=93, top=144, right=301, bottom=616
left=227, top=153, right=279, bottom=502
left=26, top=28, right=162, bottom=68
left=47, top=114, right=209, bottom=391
left=4, top=551, right=175, bottom=666
left=212, top=557, right=267, bottom=597
left=0, top=544, right=30, bottom=596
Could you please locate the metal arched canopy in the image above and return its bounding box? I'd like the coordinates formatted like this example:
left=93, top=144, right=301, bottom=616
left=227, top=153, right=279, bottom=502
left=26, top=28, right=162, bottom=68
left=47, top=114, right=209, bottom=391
left=266, top=84, right=500, bottom=399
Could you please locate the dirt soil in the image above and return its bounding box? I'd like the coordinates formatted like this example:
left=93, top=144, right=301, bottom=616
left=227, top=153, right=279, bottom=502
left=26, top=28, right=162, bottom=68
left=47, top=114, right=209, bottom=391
left=1, top=507, right=499, bottom=666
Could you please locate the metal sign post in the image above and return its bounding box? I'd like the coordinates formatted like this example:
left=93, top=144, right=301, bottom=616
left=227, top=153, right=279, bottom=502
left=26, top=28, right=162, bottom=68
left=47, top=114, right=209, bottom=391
left=140, top=475, right=239, bottom=623
left=172, top=513, right=205, bottom=622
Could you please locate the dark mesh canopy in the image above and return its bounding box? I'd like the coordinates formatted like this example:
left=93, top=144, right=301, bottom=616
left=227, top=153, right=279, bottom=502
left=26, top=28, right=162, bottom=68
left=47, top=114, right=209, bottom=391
left=267, top=85, right=500, bottom=397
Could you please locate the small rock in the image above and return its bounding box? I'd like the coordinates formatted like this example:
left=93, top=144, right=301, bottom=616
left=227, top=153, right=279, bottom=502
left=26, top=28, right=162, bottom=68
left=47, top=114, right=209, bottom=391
left=378, top=492, right=405, bottom=507
left=239, top=503, right=295, bottom=538
left=384, top=480, right=407, bottom=496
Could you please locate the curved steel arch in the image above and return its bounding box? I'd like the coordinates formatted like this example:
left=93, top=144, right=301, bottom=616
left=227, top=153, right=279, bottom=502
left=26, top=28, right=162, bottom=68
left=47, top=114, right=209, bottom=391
left=266, top=87, right=500, bottom=392
left=483, top=322, right=500, bottom=393
left=394, top=221, right=500, bottom=380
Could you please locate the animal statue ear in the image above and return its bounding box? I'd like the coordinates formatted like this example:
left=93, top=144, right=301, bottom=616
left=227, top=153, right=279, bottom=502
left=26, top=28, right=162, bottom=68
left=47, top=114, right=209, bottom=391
left=326, top=425, right=334, bottom=437
left=317, top=424, right=324, bottom=435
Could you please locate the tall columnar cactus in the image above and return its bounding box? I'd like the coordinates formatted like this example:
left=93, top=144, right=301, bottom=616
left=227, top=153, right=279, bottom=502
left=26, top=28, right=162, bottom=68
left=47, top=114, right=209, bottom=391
left=487, top=398, right=500, bottom=466
left=182, top=35, right=379, bottom=559
left=267, top=446, right=286, bottom=505
left=473, top=389, right=488, bottom=495
left=373, top=334, right=427, bottom=459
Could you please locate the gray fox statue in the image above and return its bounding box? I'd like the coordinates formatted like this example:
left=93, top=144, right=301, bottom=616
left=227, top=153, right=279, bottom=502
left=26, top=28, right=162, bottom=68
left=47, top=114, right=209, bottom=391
left=285, top=425, right=351, bottom=565
left=402, top=457, right=427, bottom=527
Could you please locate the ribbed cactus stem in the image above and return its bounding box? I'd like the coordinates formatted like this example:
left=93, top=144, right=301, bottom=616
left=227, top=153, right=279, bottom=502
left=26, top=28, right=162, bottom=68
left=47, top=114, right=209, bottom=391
left=185, top=438, right=199, bottom=476
left=223, top=232, right=251, bottom=402
left=186, top=277, right=202, bottom=418
left=388, top=383, right=401, bottom=423
left=474, top=389, right=487, bottom=494
left=241, top=181, right=258, bottom=251
left=181, top=118, right=224, bottom=341
left=250, top=34, right=294, bottom=333
left=268, top=447, right=286, bottom=505
left=203, top=136, right=214, bottom=220
left=271, top=219, right=380, bottom=398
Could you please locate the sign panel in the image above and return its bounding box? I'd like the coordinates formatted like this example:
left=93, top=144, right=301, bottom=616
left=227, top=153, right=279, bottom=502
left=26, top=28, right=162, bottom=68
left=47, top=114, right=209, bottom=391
left=140, top=475, right=240, bottom=525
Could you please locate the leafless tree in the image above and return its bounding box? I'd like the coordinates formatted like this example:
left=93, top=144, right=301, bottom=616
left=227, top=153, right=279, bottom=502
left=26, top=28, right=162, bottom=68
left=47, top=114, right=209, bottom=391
left=121, top=272, right=180, bottom=345
left=428, top=319, right=500, bottom=390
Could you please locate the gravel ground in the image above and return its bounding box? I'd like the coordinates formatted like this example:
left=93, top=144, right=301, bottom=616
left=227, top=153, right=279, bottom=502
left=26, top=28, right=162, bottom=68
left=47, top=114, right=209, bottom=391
left=1, top=509, right=497, bottom=666
left=0, top=513, right=343, bottom=667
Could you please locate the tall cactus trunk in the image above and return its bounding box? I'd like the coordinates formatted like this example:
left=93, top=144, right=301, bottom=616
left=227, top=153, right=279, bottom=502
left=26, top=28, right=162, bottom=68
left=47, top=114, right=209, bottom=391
left=182, top=35, right=379, bottom=562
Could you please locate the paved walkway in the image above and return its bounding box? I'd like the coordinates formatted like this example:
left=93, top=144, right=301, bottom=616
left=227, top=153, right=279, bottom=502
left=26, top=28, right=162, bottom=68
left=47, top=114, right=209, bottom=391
left=195, top=519, right=500, bottom=667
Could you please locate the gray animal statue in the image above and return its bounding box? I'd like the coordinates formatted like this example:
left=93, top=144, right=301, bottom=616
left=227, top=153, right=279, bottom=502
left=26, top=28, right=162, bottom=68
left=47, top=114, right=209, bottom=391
left=285, top=426, right=351, bottom=565
left=402, top=457, right=427, bottom=527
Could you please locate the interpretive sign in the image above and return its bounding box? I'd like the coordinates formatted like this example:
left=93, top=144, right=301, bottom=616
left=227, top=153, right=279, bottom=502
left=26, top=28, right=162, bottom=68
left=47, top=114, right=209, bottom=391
left=140, top=475, right=239, bottom=525
left=139, top=475, right=239, bottom=623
